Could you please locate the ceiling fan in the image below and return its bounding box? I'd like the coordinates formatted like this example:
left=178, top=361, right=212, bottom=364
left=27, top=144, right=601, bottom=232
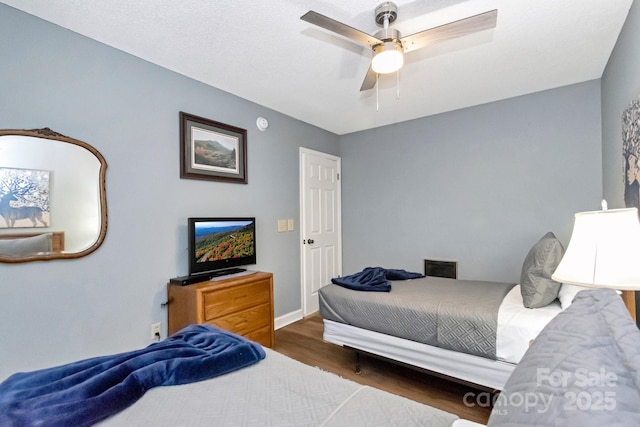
left=301, top=2, right=498, bottom=91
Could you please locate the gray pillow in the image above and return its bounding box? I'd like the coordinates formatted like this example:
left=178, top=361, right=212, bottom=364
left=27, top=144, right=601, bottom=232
left=520, top=232, right=564, bottom=308
left=0, top=233, right=53, bottom=257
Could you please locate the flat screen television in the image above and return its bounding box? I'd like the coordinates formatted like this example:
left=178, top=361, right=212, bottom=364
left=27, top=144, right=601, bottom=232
left=188, top=217, right=256, bottom=277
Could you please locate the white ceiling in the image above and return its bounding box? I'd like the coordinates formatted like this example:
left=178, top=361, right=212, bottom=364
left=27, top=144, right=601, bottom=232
left=1, top=0, right=633, bottom=135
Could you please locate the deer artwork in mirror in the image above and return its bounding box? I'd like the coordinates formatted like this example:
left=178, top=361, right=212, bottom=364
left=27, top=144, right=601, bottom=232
left=0, top=128, right=108, bottom=262
left=0, top=173, right=49, bottom=228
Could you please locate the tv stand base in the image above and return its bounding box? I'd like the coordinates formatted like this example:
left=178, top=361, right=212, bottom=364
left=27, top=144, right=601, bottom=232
left=169, top=268, right=251, bottom=286
left=209, top=267, right=246, bottom=278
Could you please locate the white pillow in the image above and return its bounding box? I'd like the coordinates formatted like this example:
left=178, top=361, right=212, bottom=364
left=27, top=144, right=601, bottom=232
left=558, top=283, right=588, bottom=310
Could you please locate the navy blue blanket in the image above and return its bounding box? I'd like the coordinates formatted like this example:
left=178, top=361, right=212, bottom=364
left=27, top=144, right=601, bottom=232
left=0, top=324, right=265, bottom=427
left=331, top=267, right=424, bottom=292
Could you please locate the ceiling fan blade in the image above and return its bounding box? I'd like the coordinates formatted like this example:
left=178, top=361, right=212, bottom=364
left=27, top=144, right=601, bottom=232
left=301, top=11, right=383, bottom=47
left=401, top=9, right=498, bottom=53
left=360, top=66, right=377, bottom=91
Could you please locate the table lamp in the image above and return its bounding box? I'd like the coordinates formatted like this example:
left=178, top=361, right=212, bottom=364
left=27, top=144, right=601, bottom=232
left=552, top=200, right=640, bottom=323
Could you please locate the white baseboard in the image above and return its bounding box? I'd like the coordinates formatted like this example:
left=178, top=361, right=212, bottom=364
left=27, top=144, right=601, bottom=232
left=275, top=309, right=303, bottom=330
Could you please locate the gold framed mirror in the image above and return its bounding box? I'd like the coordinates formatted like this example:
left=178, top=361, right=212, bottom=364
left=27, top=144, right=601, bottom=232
left=0, top=128, right=107, bottom=262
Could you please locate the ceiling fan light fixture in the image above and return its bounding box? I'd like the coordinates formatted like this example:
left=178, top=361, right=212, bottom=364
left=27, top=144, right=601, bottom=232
left=301, top=4, right=498, bottom=91
left=371, top=42, right=403, bottom=74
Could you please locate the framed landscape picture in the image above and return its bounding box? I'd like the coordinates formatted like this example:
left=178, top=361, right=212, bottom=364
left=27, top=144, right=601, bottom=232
left=180, top=112, right=247, bottom=184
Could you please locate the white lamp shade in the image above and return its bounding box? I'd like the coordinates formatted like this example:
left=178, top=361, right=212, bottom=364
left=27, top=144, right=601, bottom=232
left=371, top=42, right=403, bottom=74
left=552, top=207, right=640, bottom=290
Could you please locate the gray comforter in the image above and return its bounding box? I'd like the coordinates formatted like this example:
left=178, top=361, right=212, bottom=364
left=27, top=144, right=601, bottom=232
left=319, top=276, right=515, bottom=359
left=488, top=288, right=640, bottom=426
left=100, top=348, right=458, bottom=426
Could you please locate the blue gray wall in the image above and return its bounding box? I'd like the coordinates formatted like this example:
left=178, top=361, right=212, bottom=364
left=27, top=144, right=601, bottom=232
left=602, top=0, right=640, bottom=207
left=0, top=5, right=339, bottom=379
left=339, top=81, right=603, bottom=282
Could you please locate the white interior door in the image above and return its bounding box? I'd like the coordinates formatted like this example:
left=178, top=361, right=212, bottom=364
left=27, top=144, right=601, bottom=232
left=300, top=148, right=342, bottom=316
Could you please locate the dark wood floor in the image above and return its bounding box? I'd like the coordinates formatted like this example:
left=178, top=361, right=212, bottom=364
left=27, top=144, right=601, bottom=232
left=274, top=313, right=492, bottom=425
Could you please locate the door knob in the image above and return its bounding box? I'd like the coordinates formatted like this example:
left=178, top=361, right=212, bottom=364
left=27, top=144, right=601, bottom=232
left=307, top=239, right=315, bottom=244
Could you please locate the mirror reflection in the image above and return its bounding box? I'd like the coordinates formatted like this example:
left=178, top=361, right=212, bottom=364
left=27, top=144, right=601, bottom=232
left=0, top=128, right=107, bottom=262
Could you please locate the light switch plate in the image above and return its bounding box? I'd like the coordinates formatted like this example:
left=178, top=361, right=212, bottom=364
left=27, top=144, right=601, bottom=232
left=277, top=219, right=287, bottom=232
left=287, top=219, right=294, bottom=231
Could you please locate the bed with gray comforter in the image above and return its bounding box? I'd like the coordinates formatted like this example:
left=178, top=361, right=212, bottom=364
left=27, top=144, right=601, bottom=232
left=487, top=288, right=640, bottom=426
left=320, top=276, right=515, bottom=359
left=100, top=347, right=458, bottom=427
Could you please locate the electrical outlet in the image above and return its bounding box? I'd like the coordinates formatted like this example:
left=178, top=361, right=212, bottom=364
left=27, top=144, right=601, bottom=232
left=151, top=322, right=161, bottom=341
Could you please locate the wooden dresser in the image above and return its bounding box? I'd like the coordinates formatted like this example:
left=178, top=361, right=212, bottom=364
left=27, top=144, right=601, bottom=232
left=167, top=271, right=274, bottom=348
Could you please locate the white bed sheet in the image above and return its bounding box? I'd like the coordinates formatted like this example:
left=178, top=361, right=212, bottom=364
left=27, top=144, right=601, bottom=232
left=496, top=285, right=562, bottom=363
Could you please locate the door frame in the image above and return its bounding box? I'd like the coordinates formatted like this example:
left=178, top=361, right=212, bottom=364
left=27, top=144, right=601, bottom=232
left=299, top=147, right=342, bottom=316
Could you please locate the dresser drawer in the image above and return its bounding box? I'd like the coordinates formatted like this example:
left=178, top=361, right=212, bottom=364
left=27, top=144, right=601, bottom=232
left=208, top=302, right=271, bottom=336
left=203, top=279, right=270, bottom=321
left=244, top=325, right=273, bottom=348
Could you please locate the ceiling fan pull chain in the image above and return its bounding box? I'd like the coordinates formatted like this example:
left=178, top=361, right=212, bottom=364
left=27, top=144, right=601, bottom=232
left=376, top=74, right=380, bottom=112
left=396, top=70, right=400, bottom=99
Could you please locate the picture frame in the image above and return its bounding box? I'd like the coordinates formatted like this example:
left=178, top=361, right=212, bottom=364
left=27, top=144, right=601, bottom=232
left=0, top=167, right=50, bottom=229
left=180, top=112, right=247, bottom=184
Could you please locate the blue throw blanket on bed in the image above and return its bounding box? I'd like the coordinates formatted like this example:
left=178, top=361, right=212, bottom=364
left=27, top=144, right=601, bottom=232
left=0, top=324, right=265, bottom=427
left=331, top=267, right=424, bottom=292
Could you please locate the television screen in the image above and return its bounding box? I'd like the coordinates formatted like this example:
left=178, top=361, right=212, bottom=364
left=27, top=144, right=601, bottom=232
left=188, top=217, right=256, bottom=276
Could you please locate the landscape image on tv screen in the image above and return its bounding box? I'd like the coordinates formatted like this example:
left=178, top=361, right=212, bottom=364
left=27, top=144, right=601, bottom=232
left=194, top=220, right=255, bottom=263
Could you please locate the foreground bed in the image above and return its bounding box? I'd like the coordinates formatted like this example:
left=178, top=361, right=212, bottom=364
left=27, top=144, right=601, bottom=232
left=99, top=347, right=459, bottom=427
left=487, top=288, right=640, bottom=426
left=0, top=324, right=460, bottom=427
